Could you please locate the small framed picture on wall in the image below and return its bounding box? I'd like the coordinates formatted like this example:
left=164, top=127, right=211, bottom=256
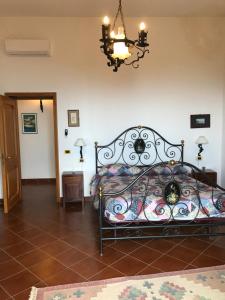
left=68, top=110, right=80, bottom=127
left=190, top=114, right=210, bottom=128
left=22, top=113, right=38, bottom=134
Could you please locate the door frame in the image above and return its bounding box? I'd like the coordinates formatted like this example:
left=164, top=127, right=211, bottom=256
left=4, top=92, right=60, bottom=204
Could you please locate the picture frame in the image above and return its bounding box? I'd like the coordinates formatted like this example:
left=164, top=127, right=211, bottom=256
left=190, top=114, right=210, bottom=129
left=68, top=110, right=80, bottom=127
left=22, top=113, right=38, bottom=134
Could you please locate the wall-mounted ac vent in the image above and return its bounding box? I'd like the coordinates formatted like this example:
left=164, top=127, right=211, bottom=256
left=5, top=39, right=51, bottom=56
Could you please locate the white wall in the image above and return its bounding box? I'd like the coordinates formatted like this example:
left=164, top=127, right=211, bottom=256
left=17, top=99, right=55, bottom=179
left=0, top=17, right=225, bottom=197
left=222, top=60, right=225, bottom=186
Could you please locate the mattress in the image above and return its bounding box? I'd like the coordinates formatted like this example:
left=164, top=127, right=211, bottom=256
left=91, top=174, right=225, bottom=223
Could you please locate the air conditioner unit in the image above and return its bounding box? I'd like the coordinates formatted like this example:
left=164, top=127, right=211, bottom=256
left=5, top=39, right=52, bottom=56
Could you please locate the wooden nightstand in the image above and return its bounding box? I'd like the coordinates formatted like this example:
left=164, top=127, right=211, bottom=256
left=62, top=171, right=84, bottom=209
left=192, top=169, right=217, bottom=187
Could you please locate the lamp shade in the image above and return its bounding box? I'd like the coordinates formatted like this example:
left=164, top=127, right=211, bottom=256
left=195, top=136, right=208, bottom=145
left=74, top=138, right=86, bottom=147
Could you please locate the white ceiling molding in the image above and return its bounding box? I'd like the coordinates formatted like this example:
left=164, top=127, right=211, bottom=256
left=0, top=0, right=225, bottom=17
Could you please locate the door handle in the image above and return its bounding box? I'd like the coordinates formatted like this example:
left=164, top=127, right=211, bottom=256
left=7, top=156, right=12, bottom=159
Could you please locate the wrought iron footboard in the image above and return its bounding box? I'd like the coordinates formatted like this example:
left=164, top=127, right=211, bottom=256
left=98, top=161, right=225, bottom=255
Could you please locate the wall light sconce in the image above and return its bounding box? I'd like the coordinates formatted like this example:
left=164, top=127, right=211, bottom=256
left=74, top=138, right=86, bottom=162
left=195, top=136, right=208, bottom=160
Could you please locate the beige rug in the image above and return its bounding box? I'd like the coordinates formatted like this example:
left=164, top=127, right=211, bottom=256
left=29, top=265, right=225, bottom=300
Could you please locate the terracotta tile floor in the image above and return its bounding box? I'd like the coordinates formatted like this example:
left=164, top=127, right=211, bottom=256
left=0, top=183, right=225, bottom=299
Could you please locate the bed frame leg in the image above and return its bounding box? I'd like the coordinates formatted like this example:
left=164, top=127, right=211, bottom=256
left=99, top=222, right=104, bottom=256
left=114, top=228, right=117, bottom=239
left=99, top=222, right=103, bottom=256
left=99, top=186, right=104, bottom=256
left=99, top=216, right=104, bottom=256
left=100, top=238, right=103, bottom=256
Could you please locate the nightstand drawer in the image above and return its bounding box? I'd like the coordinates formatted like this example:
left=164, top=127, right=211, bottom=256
left=192, top=169, right=217, bottom=187
left=62, top=171, right=84, bottom=208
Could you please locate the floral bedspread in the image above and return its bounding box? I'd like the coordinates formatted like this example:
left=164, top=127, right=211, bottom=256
left=90, top=173, right=225, bottom=223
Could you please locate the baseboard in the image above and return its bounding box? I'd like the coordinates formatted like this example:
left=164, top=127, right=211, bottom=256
left=22, top=178, right=56, bottom=185
left=0, top=196, right=89, bottom=208
left=59, top=196, right=92, bottom=206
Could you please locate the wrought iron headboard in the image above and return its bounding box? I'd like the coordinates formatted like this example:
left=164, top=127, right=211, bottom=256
left=95, top=125, right=184, bottom=174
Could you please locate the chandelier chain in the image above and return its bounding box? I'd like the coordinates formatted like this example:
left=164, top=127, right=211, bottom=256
left=112, top=0, right=127, bottom=36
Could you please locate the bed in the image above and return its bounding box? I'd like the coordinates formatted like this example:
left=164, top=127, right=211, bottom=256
left=91, top=126, right=225, bottom=255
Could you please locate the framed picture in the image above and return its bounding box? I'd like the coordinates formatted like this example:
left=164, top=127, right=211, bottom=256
left=190, top=114, right=210, bottom=129
left=68, top=110, right=80, bottom=127
left=22, top=113, right=38, bottom=134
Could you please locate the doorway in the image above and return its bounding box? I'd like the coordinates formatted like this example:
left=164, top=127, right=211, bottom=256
left=1, top=92, right=60, bottom=213
left=18, top=99, right=56, bottom=182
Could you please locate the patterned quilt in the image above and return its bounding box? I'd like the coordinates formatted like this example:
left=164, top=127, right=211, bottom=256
left=90, top=173, right=225, bottom=223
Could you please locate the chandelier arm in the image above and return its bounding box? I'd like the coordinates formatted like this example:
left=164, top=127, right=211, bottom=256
left=100, top=44, right=116, bottom=66
left=101, top=45, right=125, bottom=72
left=124, top=44, right=150, bottom=68
left=124, top=48, right=149, bottom=66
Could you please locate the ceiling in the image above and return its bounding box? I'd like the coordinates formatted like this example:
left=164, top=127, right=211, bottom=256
left=0, top=0, right=225, bottom=17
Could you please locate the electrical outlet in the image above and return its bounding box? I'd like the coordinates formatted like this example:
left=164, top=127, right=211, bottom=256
left=64, top=150, right=71, bottom=154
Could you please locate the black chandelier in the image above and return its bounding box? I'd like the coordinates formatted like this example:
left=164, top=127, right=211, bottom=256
left=100, top=0, right=149, bottom=72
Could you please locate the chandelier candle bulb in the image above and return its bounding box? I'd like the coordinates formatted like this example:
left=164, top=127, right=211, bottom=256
left=117, top=26, right=125, bottom=37
left=103, top=16, right=110, bottom=25
left=110, top=31, right=115, bottom=38
left=139, top=22, right=146, bottom=31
